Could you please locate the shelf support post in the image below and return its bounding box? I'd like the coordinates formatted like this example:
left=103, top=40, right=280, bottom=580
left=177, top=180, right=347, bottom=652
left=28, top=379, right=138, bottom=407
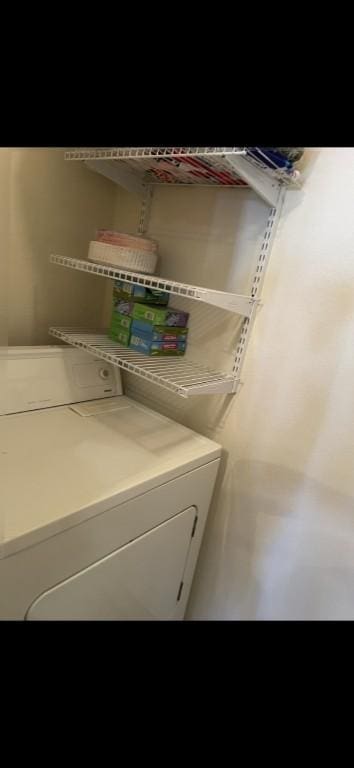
left=231, top=187, right=286, bottom=388
left=138, top=186, right=153, bottom=234
left=225, top=154, right=281, bottom=207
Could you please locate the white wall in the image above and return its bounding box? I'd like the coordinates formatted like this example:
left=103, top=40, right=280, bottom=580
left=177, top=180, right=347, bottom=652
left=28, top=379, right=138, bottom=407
left=115, top=149, right=354, bottom=620
left=4, top=149, right=118, bottom=345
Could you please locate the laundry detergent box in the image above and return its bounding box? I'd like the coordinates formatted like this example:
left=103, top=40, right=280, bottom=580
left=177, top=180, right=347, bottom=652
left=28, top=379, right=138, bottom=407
left=132, top=303, right=189, bottom=327
left=113, top=280, right=169, bottom=305
left=131, top=319, right=189, bottom=342
left=130, top=333, right=187, bottom=356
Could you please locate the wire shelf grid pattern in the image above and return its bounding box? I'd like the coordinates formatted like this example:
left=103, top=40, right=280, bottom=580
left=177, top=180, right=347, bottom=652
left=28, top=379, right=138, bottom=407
left=50, top=255, right=255, bottom=317
left=49, top=328, right=238, bottom=397
left=65, top=147, right=299, bottom=187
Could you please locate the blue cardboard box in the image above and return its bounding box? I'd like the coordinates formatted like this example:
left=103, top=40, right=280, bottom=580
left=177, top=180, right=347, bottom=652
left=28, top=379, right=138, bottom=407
left=130, top=332, right=186, bottom=357
left=131, top=319, right=189, bottom=342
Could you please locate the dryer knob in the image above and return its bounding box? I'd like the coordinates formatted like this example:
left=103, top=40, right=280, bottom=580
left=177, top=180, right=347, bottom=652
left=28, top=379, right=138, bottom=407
left=99, top=368, right=110, bottom=380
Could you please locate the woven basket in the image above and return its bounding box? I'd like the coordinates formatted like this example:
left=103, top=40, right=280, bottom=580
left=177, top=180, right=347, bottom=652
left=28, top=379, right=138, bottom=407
left=88, top=241, right=158, bottom=274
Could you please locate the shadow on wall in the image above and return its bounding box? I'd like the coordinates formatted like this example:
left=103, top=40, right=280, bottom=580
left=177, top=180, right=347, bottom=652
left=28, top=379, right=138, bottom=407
left=298, top=148, right=321, bottom=179
left=187, top=458, right=354, bottom=621
left=8, top=149, right=117, bottom=345
left=0, top=150, right=10, bottom=347
left=149, top=186, right=271, bottom=295
left=283, top=149, right=321, bottom=219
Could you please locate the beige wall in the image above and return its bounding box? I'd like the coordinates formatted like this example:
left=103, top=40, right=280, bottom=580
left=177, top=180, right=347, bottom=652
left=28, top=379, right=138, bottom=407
left=4, top=149, right=118, bottom=345
left=0, top=151, right=10, bottom=346
left=113, top=149, right=354, bottom=620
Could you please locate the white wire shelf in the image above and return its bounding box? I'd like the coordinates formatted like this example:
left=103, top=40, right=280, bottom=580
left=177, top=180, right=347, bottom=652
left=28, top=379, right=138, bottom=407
left=66, top=147, right=245, bottom=160
left=65, top=147, right=298, bottom=184
left=49, top=328, right=238, bottom=398
left=50, top=254, right=256, bottom=317
left=65, top=147, right=299, bottom=207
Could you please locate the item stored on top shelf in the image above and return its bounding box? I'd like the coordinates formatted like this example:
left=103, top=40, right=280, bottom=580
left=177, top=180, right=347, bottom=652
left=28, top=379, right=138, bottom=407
left=145, top=153, right=245, bottom=187
left=276, top=148, right=304, bottom=163
left=246, top=148, right=293, bottom=172
left=88, top=240, right=158, bottom=274
left=96, top=230, right=157, bottom=253
left=130, top=333, right=186, bottom=357
left=132, top=303, right=189, bottom=327
left=131, top=319, right=189, bottom=342
left=113, top=279, right=169, bottom=305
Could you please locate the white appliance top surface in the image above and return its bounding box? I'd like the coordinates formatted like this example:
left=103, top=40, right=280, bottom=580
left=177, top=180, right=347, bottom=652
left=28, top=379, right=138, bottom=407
left=1, top=395, right=221, bottom=556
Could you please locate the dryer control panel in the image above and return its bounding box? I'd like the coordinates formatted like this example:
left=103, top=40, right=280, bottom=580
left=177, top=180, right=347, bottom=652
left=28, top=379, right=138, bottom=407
left=1, top=346, right=123, bottom=415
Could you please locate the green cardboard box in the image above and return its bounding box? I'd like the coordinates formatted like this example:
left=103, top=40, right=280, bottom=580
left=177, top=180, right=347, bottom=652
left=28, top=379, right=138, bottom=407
left=132, top=303, right=189, bottom=327
left=113, top=280, right=169, bottom=305
left=109, top=325, right=131, bottom=347
left=110, top=312, right=132, bottom=332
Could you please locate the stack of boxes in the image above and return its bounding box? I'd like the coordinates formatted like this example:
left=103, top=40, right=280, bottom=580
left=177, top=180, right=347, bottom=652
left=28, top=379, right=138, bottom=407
left=109, top=280, right=189, bottom=357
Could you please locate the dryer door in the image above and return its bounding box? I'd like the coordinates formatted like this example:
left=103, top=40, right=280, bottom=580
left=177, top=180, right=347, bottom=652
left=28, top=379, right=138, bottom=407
left=26, top=506, right=197, bottom=620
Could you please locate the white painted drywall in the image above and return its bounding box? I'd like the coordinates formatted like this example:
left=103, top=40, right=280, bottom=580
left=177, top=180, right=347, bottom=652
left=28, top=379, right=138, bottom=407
left=116, top=149, right=354, bottom=620
left=4, top=149, right=118, bottom=345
